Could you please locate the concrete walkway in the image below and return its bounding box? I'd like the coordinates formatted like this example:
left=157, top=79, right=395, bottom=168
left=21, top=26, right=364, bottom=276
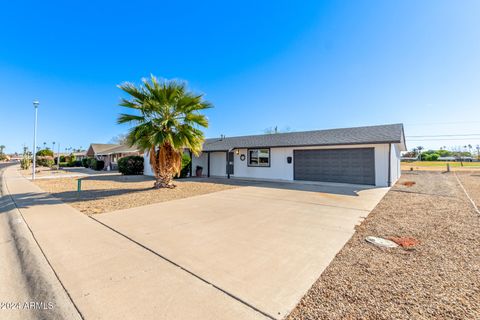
left=1, top=163, right=81, bottom=320
left=4, top=166, right=266, bottom=320
left=96, top=178, right=389, bottom=319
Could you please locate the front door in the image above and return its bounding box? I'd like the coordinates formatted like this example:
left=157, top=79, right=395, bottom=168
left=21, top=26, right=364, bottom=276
left=226, top=151, right=234, bottom=177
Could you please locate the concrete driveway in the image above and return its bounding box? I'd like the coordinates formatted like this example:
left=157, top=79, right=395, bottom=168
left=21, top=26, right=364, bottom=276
left=96, top=180, right=388, bottom=319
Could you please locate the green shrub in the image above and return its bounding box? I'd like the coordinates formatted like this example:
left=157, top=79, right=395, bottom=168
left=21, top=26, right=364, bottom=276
left=179, top=153, right=191, bottom=178
left=68, top=153, right=76, bottom=165
left=36, top=156, right=54, bottom=167
left=118, top=156, right=144, bottom=175
left=59, top=160, right=82, bottom=167
left=88, top=159, right=104, bottom=171
left=429, top=153, right=440, bottom=161
left=82, top=158, right=89, bottom=168
left=36, top=149, right=54, bottom=157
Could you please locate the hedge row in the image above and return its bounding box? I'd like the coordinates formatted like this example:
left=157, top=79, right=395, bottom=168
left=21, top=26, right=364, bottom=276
left=82, top=158, right=105, bottom=171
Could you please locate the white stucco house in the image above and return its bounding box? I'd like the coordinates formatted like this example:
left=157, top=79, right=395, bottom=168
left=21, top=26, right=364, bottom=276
left=144, top=123, right=406, bottom=187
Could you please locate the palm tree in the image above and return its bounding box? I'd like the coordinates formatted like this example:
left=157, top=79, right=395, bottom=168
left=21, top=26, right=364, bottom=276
left=416, top=146, right=424, bottom=160
left=117, top=75, right=211, bottom=188
left=0, top=145, right=5, bottom=155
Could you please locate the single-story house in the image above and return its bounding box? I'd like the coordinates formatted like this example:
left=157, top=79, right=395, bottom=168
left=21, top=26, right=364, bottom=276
left=86, top=143, right=140, bottom=170
left=72, top=151, right=87, bottom=161
left=144, top=123, right=406, bottom=187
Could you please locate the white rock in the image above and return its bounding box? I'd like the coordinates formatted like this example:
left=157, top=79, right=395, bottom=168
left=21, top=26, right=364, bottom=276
left=365, top=236, right=398, bottom=248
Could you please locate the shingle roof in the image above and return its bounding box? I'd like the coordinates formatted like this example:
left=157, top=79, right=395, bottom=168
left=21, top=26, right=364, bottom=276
left=96, top=144, right=139, bottom=155
left=89, top=144, right=120, bottom=154
left=202, top=123, right=405, bottom=152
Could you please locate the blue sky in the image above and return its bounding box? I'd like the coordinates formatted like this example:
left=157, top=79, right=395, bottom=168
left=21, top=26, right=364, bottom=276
left=1, top=0, right=479, bottom=154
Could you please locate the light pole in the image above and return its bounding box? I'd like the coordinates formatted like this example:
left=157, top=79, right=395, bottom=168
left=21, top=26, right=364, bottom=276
left=32, top=99, right=39, bottom=180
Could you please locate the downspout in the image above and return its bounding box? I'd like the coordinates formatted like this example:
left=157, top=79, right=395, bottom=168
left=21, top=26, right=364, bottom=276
left=188, top=150, right=193, bottom=177
left=388, top=143, right=392, bottom=187
left=207, top=152, right=210, bottom=178
left=226, top=151, right=230, bottom=179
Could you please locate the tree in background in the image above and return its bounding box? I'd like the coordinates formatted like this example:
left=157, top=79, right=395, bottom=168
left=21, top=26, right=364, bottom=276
left=264, top=126, right=292, bottom=134
left=109, top=133, right=129, bottom=145
left=36, top=149, right=54, bottom=157
left=0, top=145, right=5, bottom=154
left=416, top=146, right=424, bottom=160
left=117, top=75, right=211, bottom=188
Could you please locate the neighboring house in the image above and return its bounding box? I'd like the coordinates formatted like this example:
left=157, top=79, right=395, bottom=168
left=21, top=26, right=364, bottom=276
left=72, top=151, right=87, bottom=161
left=86, top=143, right=140, bottom=170
left=144, top=123, right=407, bottom=187
left=400, top=156, right=418, bottom=161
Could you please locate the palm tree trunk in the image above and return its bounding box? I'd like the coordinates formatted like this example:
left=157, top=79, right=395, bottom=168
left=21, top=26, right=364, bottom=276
left=154, top=172, right=175, bottom=188
left=150, top=144, right=180, bottom=189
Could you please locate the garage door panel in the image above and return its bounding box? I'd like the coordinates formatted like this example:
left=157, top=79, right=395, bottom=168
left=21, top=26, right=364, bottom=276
left=294, top=148, right=375, bottom=185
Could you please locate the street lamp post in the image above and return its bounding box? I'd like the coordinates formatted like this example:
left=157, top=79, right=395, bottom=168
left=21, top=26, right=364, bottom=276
left=32, top=100, right=39, bottom=180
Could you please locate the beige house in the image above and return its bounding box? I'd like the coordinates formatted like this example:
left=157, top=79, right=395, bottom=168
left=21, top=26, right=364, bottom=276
left=86, top=143, right=140, bottom=170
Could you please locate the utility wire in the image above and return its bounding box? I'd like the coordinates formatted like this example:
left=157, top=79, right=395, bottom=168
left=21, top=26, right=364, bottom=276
left=407, top=134, right=480, bottom=137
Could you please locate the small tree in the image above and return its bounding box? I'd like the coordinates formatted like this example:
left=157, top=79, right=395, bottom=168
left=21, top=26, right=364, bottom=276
left=20, top=148, right=32, bottom=170
left=117, top=75, right=211, bottom=188
left=416, top=146, right=424, bottom=161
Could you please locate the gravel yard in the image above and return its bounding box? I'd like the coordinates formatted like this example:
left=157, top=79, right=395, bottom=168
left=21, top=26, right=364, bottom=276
left=33, top=175, right=238, bottom=214
left=288, top=171, right=480, bottom=320
left=19, top=166, right=71, bottom=178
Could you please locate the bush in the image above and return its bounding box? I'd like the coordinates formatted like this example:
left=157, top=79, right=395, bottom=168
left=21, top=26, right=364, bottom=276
left=36, top=149, right=54, bottom=157
left=68, top=153, right=77, bottom=165
left=36, top=156, right=54, bottom=167
left=118, top=156, right=144, bottom=175
left=88, top=159, right=105, bottom=171
left=82, top=158, right=89, bottom=168
left=179, top=153, right=191, bottom=178
left=59, top=160, right=82, bottom=168
left=20, top=157, right=31, bottom=170
left=0, top=154, right=8, bottom=161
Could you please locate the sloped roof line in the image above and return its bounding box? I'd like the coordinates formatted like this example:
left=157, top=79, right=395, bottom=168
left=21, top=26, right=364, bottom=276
left=201, top=123, right=405, bottom=152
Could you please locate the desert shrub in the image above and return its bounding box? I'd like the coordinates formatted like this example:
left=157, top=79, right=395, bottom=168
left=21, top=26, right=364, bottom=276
left=36, top=149, right=54, bottom=157
left=36, top=156, right=54, bottom=167
left=179, top=153, right=191, bottom=178
left=0, top=154, right=7, bottom=161
left=20, top=157, right=31, bottom=170
left=89, top=159, right=104, bottom=171
left=118, top=156, right=144, bottom=175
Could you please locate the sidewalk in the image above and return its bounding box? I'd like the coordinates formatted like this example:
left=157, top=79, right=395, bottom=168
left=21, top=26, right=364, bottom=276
left=4, top=165, right=266, bottom=320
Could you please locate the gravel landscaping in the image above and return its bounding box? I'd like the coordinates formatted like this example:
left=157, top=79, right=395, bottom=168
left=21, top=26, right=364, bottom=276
left=288, top=171, right=480, bottom=320
left=33, top=175, right=238, bottom=214
left=19, top=166, right=71, bottom=178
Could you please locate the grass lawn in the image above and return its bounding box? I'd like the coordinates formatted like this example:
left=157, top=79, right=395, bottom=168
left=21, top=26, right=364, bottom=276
left=402, top=161, right=480, bottom=167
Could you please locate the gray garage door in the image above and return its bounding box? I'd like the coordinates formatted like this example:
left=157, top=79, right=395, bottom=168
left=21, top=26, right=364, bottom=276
left=294, top=148, right=375, bottom=185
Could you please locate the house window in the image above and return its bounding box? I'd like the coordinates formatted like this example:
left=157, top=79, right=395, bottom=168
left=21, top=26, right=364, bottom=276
left=248, top=149, right=270, bottom=167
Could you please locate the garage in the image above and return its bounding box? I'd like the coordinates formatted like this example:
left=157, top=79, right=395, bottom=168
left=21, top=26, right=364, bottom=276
left=293, top=148, right=375, bottom=185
